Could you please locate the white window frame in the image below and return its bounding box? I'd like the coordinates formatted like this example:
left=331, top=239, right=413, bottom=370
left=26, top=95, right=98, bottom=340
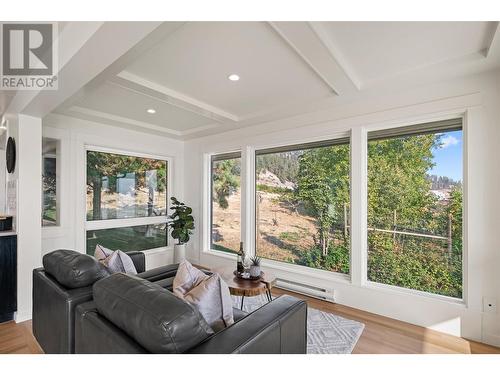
left=205, top=150, right=243, bottom=257
left=253, top=138, right=352, bottom=279
left=202, top=111, right=467, bottom=304
left=361, top=113, right=467, bottom=304
left=84, top=145, right=173, bottom=253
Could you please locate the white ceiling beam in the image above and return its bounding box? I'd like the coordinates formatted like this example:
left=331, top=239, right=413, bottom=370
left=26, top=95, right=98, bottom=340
left=67, top=106, right=183, bottom=137
left=483, top=21, right=500, bottom=58
left=7, top=21, right=163, bottom=117
left=111, top=71, right=240, bottom=122
left=65, top=105, right=221, bottom=139
left=308, top=22, right=363, bottom=90
left=268, top=21, right=359, bottom=96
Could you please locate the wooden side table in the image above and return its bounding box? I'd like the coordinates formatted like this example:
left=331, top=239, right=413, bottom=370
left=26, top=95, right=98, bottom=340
left=212, top=266, right=276, bottom=310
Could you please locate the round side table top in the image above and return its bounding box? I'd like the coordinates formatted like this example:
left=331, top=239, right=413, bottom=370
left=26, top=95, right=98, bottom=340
left=212, top=265, right=276, bottom=297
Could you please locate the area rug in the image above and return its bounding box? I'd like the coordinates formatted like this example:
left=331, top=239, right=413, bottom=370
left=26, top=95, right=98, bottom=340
left=232, top=294, right=365, bottom=354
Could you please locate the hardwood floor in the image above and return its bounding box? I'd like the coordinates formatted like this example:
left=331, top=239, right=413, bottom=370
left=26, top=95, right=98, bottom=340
left=271, top=288, right=500, bottom=354
left=0, top=320, right=43, bottom=354
left=0, top=290, right=498, bottom=354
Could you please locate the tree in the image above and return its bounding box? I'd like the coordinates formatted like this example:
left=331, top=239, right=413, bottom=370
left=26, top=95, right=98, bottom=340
left=87, top=152, right=167, bottom=220
left=256, top=152, right=300, bottom=183
left=212, top=159, right=240, bottom=209
left=296, top=145, right=350, bottom=256
left=367, top=134, right=438, bottom=233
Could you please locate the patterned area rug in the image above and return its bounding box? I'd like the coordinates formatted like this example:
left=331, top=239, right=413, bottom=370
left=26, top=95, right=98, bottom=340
left=232, top=294, right=365, bottom=354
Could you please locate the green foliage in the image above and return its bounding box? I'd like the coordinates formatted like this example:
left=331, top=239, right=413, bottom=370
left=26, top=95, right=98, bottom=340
left=215, top=131, right=464, bottom=298
left=367, top=233, right=462, bottom=298
left=168, top=197, right=195, bottom=245
left=86, top=151, right=167, bottom=220
left=367, top=135, right=437, bottom=230
left=256, top=152, right=300, bottom=182
left=256, top=184, right=289, bottom=194
left=297, top=241, right=350, bottom=274
left=212, top=159, right=240, bottom=209
left=296, top=144, right=350, bottom=255
left=87, top=151, right=167, bottom=193
left=250, top=256, right=261, bottom=266
left=279, top=231, right=300, bottom=242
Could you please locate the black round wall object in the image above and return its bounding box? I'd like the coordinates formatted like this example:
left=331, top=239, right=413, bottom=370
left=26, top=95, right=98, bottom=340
left=6, top=137, right=16, bottom=173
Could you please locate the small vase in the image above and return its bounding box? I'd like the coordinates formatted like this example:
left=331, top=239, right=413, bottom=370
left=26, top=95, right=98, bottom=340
left=250, top=265, right=261, bottom=278
left=174, top=244, right=186, bottom=263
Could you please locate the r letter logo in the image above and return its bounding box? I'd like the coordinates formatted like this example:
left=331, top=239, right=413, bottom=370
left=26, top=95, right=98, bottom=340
left=1, top=23, right=58, bottom=90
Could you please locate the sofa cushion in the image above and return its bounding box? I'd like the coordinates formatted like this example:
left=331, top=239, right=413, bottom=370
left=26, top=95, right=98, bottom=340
left=182, top=273, right=234, bottom=332
left=43, top=250, right=110, bottom=289
left=93, top=273, right=213, bottom=353
left=94, top=245, right=137, bottom=274
left=172, top=260, right=208, bottom=297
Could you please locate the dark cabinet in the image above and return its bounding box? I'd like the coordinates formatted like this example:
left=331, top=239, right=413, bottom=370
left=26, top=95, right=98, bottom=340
left=0, top=235, right=17, bottom=323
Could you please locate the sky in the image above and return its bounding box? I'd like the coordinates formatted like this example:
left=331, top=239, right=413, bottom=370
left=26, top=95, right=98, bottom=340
left=428, top=130, right=463, bottom=182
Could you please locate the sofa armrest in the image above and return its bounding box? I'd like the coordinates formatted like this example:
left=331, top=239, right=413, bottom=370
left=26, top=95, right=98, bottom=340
left=125, top=251, right=145, bottom=273
left=136, top=263, right=179, bottom=282
left=75, top=301, right=148, bottom=354
left=32, top=268, right=94, bottom=353
left=187, top=295, right=307, bottom=354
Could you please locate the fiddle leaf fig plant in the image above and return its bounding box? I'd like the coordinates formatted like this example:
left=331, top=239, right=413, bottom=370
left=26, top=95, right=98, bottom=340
left=168, top=197, right=195, bottom=245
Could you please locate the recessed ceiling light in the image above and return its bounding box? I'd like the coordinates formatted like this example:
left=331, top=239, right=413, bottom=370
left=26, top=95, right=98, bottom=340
left=228, top=74, right=240, bottom=81
left=146, top=108, right=156, bottom=114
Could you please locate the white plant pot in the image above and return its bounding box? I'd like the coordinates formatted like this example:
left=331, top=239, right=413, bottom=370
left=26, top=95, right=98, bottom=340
left=174, top=244, right=186, bottom=263
left=250, top=265, right=261, bottom=278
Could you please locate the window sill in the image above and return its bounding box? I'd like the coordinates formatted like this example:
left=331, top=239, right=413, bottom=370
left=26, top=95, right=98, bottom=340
left=203, top=247, right=351, bottom=284
left=141, top=246, right=173, bottom=255
left=260, top=257, right=351, bottom=284
left=364, top=281, right=466, bottom=307
left=204, top=248, right=237, bottom=260
left=203, top=247, right=466, bottom=307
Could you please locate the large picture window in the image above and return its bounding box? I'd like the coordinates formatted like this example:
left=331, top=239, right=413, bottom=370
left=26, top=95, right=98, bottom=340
left=210, top=152, right=241, bottom=254
left=367, top=119, right=463, bottom=298
left=255, top=139, right=350, bottom=274
left=85, top=149, right=168, bottom=255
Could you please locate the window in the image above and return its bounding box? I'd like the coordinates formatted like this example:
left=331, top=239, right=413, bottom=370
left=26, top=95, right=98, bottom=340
left=86, top=224, right=167, bottom=254
left=367, top=119, right=463, bottom=298
left=210, top=152, right=241, bottom=254
left=42, top=137, right=60, bottom=226
left=255, top=139, right=350, bottom=274
left=85, top=149, right=168, bottom=255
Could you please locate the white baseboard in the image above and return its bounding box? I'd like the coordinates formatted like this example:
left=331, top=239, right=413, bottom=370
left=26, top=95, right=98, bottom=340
left=14, top=310, right=32, bottom=323
left=483, top=333, right=500, bottom=348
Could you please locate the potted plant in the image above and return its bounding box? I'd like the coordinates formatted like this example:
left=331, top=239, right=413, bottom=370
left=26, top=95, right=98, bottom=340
left=168, top=197, right=195, bottom=263
left=249, top=256, right=261, bottom=278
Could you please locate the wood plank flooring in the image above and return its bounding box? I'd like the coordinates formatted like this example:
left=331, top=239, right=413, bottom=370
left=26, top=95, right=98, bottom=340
left=0, top=289, right=498, bottom=354
left=0, top=320, right=43, bottom=354
left=271, top=288, right=500, bottom=354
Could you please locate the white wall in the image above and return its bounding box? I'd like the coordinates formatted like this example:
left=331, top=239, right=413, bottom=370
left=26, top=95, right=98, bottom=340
left=2, top=114, right=43, bottom=323
left=42, top=114, right=185, bottom=270
left=183, top=69, right=500, bottom=346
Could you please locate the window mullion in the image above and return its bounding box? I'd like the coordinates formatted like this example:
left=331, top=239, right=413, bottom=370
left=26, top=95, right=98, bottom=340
left=350, top=127, right=368, bottom=286
left=243, top=146, right=255, bottom=258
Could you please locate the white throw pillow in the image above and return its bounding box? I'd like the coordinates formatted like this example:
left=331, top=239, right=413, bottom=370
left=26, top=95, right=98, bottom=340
left=173, top=260, right=209, bottom=297
left=94, top=244, right=137, bottom=274
left=183, top=273, right=234, bottom=332
left=94, top=244, right=113, bottom=261
left=173, top=260, right=234, bottom=332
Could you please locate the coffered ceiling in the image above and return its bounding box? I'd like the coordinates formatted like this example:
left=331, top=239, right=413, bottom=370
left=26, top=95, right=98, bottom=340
left=51, top=21, right=500, bottom=140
